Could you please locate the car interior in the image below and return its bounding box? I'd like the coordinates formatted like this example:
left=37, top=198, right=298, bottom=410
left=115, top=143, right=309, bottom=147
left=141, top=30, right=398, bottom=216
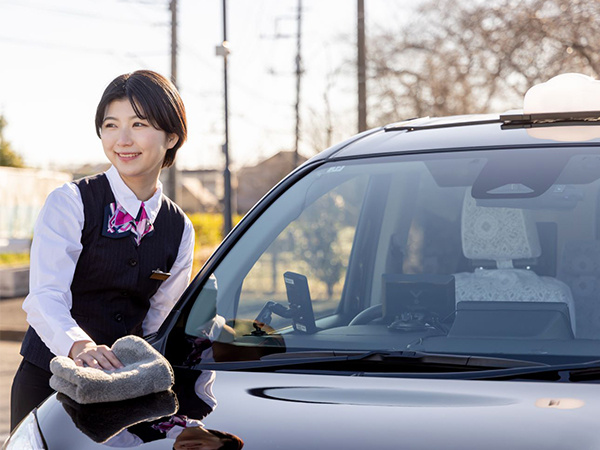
left=166, top=146, right=600, bottom=368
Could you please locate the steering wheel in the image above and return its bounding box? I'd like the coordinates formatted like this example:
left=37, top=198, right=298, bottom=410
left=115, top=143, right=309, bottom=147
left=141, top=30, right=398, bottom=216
left=348, top=304, right=383, bottom=326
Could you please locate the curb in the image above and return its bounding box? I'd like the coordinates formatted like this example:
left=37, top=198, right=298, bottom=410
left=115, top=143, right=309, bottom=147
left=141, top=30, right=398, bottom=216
left=0, top=266, right=29, bottom=298
left=0, top=329, right=25, bottom=342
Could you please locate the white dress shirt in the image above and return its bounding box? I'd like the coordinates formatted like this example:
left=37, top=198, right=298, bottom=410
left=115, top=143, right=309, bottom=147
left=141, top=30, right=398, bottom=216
left=104, top=417, right=205, bottom=447
left=23, top=166, right=195, bottom=358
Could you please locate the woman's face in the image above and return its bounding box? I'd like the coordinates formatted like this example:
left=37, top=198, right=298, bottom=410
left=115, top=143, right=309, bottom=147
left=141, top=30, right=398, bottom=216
left=101, top=99, right=178, bottom=187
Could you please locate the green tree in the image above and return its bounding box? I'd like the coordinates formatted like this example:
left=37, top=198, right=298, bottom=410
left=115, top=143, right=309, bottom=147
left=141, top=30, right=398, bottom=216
left=291, top=193, right=346, bottom=299
left=0, top=115, right=25, bottom=167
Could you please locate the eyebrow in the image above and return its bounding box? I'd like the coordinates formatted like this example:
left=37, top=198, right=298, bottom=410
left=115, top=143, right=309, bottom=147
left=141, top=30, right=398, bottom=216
left=103, top=115, right=146, bottom=122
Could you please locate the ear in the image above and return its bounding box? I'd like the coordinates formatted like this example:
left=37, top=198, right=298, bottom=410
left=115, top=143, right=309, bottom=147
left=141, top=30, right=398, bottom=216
left=166, top=134, right=179, bottom=150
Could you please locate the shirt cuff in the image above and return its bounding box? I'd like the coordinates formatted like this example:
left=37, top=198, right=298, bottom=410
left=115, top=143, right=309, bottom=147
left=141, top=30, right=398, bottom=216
left=56, top=326, right=95, bottom=357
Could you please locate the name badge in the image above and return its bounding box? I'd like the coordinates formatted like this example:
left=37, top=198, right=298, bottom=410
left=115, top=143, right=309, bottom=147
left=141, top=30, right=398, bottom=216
left=150, top=269, right=171, bottom=281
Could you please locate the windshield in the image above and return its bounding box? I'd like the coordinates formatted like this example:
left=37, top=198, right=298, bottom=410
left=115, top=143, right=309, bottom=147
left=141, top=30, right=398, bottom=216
left=167, top=146, right=600, bottom=370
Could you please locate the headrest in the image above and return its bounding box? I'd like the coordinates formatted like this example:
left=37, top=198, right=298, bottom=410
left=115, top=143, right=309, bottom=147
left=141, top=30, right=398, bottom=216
left=462, top=194, right=541, bottom=268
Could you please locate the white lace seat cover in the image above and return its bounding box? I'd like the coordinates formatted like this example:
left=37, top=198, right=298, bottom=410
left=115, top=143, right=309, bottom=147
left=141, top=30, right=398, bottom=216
left=455, top=195, right=576, bottom=333
left=461, top=196, right=541, bottom=267
left=454, top=269, right=576, bottom=333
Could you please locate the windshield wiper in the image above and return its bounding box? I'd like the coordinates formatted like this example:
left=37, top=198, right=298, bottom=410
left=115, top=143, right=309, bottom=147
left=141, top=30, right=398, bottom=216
left=193, top=350, right=545, bottom=373
left=500, top=110, right=600, bottom=129
left=444, top=359, right=600, bottom=382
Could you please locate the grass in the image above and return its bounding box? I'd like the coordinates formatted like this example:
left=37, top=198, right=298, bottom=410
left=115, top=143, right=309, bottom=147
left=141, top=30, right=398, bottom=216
left=0, top=252, right=30, bottom=267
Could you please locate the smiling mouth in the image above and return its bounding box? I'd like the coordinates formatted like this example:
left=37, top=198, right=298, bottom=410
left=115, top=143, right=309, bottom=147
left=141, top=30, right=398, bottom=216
left=117, top=152, right=141, bottom=159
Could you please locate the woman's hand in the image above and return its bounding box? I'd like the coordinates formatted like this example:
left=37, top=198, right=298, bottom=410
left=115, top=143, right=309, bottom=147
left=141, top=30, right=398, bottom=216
left=69, top=340, right=124, bottom=371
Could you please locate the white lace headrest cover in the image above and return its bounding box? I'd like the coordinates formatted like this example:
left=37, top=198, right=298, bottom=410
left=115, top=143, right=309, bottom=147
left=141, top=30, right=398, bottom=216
left=462, top=195, right=541, bottom=268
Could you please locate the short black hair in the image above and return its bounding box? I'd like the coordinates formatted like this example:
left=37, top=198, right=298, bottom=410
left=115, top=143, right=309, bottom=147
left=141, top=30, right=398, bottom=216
left=95, top=70, right=187, bottom=168
left=208, top=429, right=244, bottom=450
left=171, top=429, right=244, bottom=450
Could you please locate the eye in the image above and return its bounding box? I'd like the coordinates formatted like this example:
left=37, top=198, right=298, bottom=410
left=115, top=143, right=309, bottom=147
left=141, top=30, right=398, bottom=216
left=102, top=122, right=117, bottom=129
left=133, top=121, right=148, bottom=128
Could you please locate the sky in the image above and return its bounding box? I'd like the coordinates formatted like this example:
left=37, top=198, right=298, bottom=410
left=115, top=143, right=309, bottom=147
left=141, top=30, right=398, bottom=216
left=0, top=0, right=413, bottom=171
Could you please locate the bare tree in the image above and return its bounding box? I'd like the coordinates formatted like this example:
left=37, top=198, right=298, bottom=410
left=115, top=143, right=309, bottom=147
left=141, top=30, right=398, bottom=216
left=305, top=65, right=354, bottom=156
left=368, top=0, right=600, bottom=124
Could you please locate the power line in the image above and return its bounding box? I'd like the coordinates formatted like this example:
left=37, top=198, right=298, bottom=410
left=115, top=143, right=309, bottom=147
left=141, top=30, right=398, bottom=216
left=0, top=35, right=163, bottom=61
left=0, top=37, right=164, bottom=70
left=2, top=0, right=163, bottom=24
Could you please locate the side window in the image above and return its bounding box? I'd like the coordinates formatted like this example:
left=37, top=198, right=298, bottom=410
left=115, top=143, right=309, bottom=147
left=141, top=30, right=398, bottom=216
left=236, top=178, right=367, bottom=329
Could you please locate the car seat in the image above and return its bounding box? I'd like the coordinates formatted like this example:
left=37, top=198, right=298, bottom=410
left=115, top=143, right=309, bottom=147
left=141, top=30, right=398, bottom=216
left=559, top=240, right=600, bottom=339
left=454, top=194, right=576, bottom=333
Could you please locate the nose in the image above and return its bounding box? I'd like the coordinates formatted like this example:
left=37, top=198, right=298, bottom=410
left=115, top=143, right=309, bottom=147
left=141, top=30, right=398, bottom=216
left=117, top=128, right=133, bottom=147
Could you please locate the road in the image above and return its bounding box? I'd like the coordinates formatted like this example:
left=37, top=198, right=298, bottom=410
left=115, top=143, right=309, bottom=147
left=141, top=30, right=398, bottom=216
left=0, top=341, right=22, bottom=444
left=0, top=297, right=27, bottom=444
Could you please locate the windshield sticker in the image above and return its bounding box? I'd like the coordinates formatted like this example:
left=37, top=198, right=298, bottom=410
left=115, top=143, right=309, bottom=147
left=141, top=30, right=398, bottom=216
left=326, top=166, right=345, bottom=173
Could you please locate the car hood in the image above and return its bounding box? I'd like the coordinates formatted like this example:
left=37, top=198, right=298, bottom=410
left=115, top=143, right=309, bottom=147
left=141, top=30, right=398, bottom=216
left=36, top=370, right=600, bottom=449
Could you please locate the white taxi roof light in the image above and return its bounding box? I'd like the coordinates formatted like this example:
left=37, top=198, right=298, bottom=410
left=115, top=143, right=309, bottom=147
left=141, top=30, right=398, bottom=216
left=523, top=73, right=600, bottom=141
left=524, top=73, right=600, bottom=114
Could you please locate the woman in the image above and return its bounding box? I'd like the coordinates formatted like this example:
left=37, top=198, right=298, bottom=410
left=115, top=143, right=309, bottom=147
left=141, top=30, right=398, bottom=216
left=10, top=70, right=195, bottom=429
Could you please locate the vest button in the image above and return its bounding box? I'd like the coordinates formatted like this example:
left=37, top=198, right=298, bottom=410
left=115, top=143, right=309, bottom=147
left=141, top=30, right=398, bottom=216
left=128, top=258, right=138, bottom=267
left=114, top=313, right=124, bottom=322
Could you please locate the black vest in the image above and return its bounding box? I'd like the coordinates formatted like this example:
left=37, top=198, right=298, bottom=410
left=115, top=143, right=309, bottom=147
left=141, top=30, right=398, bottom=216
left=21, top=173, right=186, bottom=370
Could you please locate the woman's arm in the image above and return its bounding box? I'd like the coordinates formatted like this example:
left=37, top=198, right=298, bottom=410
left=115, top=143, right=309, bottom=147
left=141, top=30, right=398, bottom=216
left=23, top=183, right=123, bottom=370
left=22, top=183, right=95, bottom=356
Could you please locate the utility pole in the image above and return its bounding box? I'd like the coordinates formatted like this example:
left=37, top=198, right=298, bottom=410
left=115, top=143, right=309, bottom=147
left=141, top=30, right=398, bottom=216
left=293, top=0, right=303, bottom=169
left=170, top=0, right=177, bottom=86
left=217, top=0, right=233, bottom=236
left=165, top=0, right=179, bottom=202
left=262, top=4, right=304, bottom=170
left=357, top=0, right=367, bottom=133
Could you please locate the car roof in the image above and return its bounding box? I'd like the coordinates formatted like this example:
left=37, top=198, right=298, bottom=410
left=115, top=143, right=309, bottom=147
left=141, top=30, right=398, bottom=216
left=316, top=112, right=600, bottom=162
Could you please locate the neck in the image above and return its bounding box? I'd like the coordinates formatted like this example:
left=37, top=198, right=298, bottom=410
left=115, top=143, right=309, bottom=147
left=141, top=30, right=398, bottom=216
left=120, top=175, right=158, bottom=201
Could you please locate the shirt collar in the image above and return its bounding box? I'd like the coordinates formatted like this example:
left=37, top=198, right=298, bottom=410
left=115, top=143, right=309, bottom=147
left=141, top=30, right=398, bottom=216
left=104, top=166, right=163, bottom=223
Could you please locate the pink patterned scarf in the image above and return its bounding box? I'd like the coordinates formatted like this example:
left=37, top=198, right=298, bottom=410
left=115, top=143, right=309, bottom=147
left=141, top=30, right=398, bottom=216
left=106, top=202, right=154, bottom=245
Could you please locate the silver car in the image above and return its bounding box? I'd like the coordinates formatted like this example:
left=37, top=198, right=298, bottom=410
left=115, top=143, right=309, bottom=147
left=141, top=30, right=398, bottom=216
left=6, top=77, right=600, bottom=449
